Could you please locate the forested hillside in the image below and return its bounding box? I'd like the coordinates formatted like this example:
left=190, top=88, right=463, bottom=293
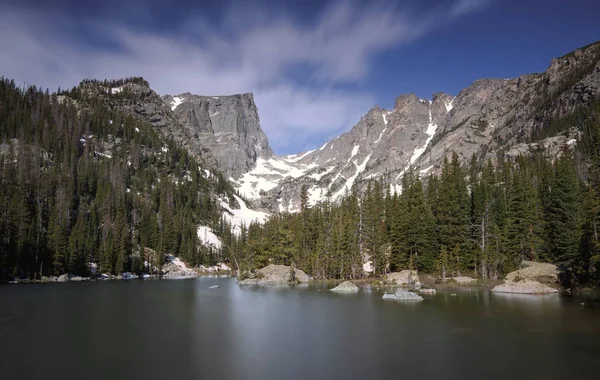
left=0, top=78, right=237, bottom=280
left=232, top=100, right=600, bottom=287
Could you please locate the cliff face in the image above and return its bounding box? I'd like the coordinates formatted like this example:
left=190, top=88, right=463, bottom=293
left=163, top=93, right=273, bottom=178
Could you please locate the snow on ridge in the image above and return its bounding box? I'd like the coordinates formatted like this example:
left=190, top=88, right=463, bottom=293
left=197, top=226, right=222, bottom=249
left=171, top=96, right=185, bottom=111
left=284, top=149, right=315, bottom=162
left=309, top=166, right=335, bottom=181
left=319, top=142, right=328, bottom=150
left=382, top=111, right=388, bottom=125
left=445, top=98, right=454, bottom=113
left=349, top=145, right=360, bottom=161
left=332, top=154, right=372, bottom=201
left=374, top=128, right=387, bottom=144
left=409, top=109, right=438, bottom=166
left=235, top=157, right=317, bottom=199
left=220, top=195, right=268, bottom=236
left=420, top=165, right=434, bottom=175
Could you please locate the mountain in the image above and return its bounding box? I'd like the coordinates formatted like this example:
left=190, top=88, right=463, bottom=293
left=61, top=40, right=600, bottom=216
left=221, top=41, right=600, bottom=212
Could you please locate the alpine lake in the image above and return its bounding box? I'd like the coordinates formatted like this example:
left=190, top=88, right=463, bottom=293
left=1, top=277, right=599, bottom=380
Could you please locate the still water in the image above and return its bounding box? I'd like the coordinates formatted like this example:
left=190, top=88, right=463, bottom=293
left=1, top=277, right=599, bottom=380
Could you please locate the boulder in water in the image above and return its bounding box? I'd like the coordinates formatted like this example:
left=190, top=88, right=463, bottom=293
left=238, top=264, right=310, bottom=286
left=209, top=285, right=220, bottom=289
left=382, top=291, right=423, bottom=301
left=492, top=279, right=559, bottom=294
left=330, top=281, right=359, bottom=292
left=419, top=288, right=436, bottom=295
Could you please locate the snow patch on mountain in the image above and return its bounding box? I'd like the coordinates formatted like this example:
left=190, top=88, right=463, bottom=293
left=409, top=109, right=438, bottom=165
left=374, top=128, right=387, bottom=144
left=197, top=226, right=222, bottom=249
left=171, top=96, right=184, bottom=111
left=233, top=157, right=317, bottom=199
left=220, top=195, right=268, bottom=235
left=284, top=149, right=315, bottom=162
left=332, top=154, right=372, bottom=201
left=309, top=166, right=336, bottom=180
left=444, top=98, right=454, bottom=112
left=350, top=145, right=360, bottom=160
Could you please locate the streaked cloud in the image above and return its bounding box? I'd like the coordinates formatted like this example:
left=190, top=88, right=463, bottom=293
left=0, top=0, right=492, bottom=154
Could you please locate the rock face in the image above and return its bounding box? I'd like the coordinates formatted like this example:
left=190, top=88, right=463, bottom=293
left=57, top=274, right=69, bottom=282
left=385, top=270, right=420, bottom=286
left=238, top=264, right=310, bottom=286
left=505, top=261, right=559, bottom=283
left=330, top=281, right=359, bottom=292
left=382, top=290, right=424, bottom=301
left=165, top=93, right=273, bottom=178
left=492, top=261, right=560, bottom=294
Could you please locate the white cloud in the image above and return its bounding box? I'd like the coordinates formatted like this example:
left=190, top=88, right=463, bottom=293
left=0, top=1, right=490, bottom=155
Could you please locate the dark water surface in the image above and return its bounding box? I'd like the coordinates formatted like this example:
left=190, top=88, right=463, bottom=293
left=1, top=277, right=599, bottom=380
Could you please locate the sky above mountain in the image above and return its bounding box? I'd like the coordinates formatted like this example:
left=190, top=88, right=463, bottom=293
left=1, top=0, right=599, bottom=155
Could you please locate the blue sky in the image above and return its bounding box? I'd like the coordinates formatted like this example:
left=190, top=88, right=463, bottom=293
left=1, top=0, right=599, bottom=155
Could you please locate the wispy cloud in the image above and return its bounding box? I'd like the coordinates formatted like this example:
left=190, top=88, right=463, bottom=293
left=0, top=0, right=491, bottom=154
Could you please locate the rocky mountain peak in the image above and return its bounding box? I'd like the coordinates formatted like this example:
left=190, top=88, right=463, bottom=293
left=164, top=92, right=274, bottom=178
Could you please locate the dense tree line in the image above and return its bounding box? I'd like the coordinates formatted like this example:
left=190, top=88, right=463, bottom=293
left=0, top=78, right=235, bottom=280
left=233, top=145, right=600, bottom=287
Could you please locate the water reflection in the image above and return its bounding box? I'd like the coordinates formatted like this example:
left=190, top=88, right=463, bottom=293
left=1, top=279, right=599, bottom=380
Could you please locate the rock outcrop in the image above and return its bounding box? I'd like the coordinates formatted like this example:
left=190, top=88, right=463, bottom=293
left=162, top=254, right=197, bottom=278
left=492, top=261, right=560, bottom=294
left=330, top=281, right=359, bottom=292
left=165, top=93, right=273, bottom=178
left=238, top=264, right=310, bottom=286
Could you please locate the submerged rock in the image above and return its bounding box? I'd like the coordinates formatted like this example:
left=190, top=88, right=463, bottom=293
left=492, top=279, right=559, bottom=294
left=382, top=291, right=423, bottom=301
left=238, top=264, right=310, bottom=286
left=330, top=281, right=359, bottom=292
